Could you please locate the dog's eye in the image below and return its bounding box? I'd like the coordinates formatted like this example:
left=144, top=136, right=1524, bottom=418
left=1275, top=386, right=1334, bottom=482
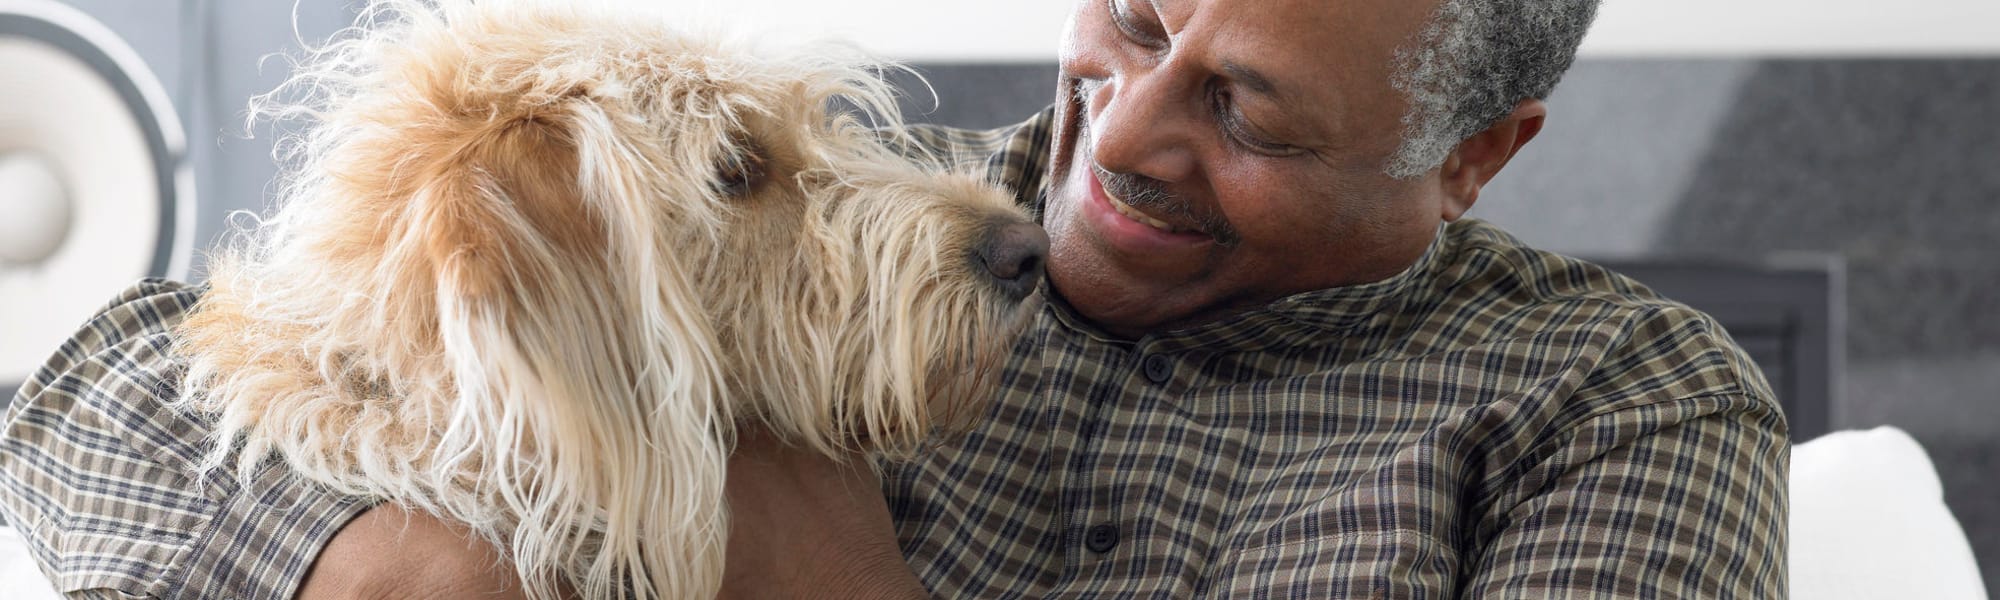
left=714, top=138, right=767, bottom=197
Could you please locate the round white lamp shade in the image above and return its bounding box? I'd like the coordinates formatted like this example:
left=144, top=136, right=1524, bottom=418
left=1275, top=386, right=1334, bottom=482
left=0, top=1, right=194, bottom=390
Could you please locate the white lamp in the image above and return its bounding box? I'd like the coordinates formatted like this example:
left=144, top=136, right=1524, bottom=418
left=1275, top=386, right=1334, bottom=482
left=0, top=0, right=195, bottom=391
left=0, top=152, right=70, bottom=267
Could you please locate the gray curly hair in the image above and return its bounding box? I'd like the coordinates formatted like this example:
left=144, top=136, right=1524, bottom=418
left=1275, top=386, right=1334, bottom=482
left=1386, top=0, right=1601, bottom=179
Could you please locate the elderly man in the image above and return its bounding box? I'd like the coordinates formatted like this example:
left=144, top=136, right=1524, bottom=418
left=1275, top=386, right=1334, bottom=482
left=2, top=0, right=1787, bottom=597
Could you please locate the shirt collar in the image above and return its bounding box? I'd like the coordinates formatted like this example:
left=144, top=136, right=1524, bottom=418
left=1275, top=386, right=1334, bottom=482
left=1038, top=226, right=1452, bottom=353
left=1242, top=225, right=1450, bottom=344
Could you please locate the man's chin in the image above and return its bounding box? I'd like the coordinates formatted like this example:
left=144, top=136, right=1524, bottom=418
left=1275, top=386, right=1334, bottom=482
left=1046, top=236, right=1211, bottom=338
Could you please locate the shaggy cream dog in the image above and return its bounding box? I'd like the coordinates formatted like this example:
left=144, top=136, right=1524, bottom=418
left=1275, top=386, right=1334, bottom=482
left=172, top=1, right=1045, bottom=597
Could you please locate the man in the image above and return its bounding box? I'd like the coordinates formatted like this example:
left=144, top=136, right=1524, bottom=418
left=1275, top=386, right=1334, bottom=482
left=2, top=0, right=1787, bottom=597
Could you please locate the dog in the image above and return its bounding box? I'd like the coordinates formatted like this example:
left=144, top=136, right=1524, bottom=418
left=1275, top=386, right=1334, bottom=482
left=172, top=1, right=1046, bottom=597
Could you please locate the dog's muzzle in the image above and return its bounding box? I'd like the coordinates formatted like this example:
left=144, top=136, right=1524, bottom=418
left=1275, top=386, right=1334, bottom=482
left=976, top=221, right=1049, bottom=301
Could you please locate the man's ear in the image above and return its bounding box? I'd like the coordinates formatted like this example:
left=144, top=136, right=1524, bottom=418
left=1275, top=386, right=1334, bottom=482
left=1438, top=99, right=1546, bottom=221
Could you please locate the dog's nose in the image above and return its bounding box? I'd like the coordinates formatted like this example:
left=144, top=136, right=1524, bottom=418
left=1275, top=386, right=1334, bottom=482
left=976, top=221, right=1049, bottom=300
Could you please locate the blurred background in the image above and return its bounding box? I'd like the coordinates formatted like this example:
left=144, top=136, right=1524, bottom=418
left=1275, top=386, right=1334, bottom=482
left=1, top=0, right=1995, bottom=587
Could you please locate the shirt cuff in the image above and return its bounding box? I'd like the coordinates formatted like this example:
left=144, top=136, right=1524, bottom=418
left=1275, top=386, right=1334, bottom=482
left=166, top=461, right=379, bottom=600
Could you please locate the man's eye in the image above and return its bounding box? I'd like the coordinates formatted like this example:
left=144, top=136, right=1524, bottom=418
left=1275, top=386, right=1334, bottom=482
left=1212, top=90, right=1303, bottom=157
left=1107, top=0, right=1166, bottom=47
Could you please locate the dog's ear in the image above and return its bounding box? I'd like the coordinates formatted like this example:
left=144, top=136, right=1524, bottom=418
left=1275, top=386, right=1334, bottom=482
left=415, top=111, right=731, bottom=598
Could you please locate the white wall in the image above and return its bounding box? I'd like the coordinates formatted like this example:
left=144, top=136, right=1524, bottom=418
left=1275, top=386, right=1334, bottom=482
left=675, top=0, right=2000, bottom=61
left=1585, top=0, right=2000, bottom=57
left=681, top=0, right=1073, bottom=62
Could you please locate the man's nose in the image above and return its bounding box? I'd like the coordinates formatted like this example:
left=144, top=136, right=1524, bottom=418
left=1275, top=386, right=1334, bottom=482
left=1086, top=72, right=1199, bottom=183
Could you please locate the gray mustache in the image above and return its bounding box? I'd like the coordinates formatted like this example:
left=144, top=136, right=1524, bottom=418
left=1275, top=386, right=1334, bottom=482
left=1095, top=164, right=1176, bottom=207
left=1089, top=163, right=1240, bottom=246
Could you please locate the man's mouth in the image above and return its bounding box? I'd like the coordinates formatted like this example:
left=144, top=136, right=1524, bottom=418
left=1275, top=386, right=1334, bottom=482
left=1102, top=181, right=1189, bottom=234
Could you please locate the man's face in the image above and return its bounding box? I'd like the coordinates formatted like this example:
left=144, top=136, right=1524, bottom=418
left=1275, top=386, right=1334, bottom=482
left=1045, top=0, right=1450, bottom=338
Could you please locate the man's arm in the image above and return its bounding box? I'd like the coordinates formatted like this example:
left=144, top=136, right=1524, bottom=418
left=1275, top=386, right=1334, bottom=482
left=1206, top=393, right=1788, bottom=598
left=1460, top=395, right=1790, bottom=597
left=0, top=280, right=374, bottom=598
left=718, top=429, right=930, bottom=599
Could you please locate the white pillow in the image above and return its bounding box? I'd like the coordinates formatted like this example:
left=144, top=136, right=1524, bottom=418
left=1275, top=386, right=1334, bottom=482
left=1790, top=426, right=1988, bottom=599
left=0, top=525, right=59, bottom=600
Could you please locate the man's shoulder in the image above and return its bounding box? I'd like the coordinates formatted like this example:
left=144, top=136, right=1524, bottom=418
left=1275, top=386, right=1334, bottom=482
left=74, top=278, right=203, bottom=346
left=897, top=106, right=1057, bottom=210
left=12, top=278, right=202, bottom=405
left=898, top=107, right=1054, bottom=163
left=1437, top=219, right=1671, bottom=312
left=1430, top=220, right=1776, bottom=409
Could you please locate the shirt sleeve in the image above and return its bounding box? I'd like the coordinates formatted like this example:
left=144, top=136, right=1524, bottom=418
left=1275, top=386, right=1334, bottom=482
left=898, top=107, right=1054, bottom=212
left=0, top=279, right=377, bottom=599
left=1460, top=393, right=1791, bottom=598
left=1202, top=393, right=1788, bottom=599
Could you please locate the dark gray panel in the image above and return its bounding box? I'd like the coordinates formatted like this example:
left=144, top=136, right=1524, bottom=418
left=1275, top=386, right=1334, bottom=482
left=1659, top=60, right=2000, bottom=362
left=888, top=63, right=1060, bottom=130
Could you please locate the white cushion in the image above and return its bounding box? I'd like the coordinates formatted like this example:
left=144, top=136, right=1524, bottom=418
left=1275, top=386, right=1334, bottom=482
left=1790, top=426, right=1988, bottom=599
left=0, top=526, right=59, bottom=600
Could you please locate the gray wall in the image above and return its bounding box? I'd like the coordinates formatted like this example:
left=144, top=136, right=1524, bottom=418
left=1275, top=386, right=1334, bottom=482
left=56, top=0, right=362, bottom=279
left=48, top=0, right=2000, bottom=587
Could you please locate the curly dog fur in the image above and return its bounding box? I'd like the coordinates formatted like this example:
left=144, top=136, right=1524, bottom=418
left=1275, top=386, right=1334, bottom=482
left=173, top=1, right=1042, bottom=597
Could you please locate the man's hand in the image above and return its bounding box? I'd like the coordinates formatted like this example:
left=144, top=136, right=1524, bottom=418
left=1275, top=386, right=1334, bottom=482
left=720, top=429, right=930, bottom=599
left=297, top=503, right=540, bottom=599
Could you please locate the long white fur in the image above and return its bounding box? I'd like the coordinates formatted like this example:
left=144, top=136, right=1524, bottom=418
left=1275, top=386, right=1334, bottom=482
left=172, top=1, right=1036, bottom=598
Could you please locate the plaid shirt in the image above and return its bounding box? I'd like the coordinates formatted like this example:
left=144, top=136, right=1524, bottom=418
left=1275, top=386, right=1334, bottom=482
left=0, top=107, right=1787, bottom=599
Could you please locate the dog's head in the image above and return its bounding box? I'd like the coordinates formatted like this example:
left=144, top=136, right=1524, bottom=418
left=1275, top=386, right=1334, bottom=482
left=178, top=1, right=1042, bottom=596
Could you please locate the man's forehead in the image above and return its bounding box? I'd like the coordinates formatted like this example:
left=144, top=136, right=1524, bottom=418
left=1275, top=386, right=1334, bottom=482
left=1166, top=0, right=1438, bottom=68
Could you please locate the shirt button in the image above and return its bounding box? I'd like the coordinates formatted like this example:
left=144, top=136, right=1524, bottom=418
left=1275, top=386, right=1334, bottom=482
left=1141, top=354, right=1173, bottom=384
left=1085, top=523, right=1120, bottom=553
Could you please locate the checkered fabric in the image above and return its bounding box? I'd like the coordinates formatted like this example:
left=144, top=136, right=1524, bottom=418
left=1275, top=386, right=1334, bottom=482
left=0, top=107, right=1787, bottom=599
